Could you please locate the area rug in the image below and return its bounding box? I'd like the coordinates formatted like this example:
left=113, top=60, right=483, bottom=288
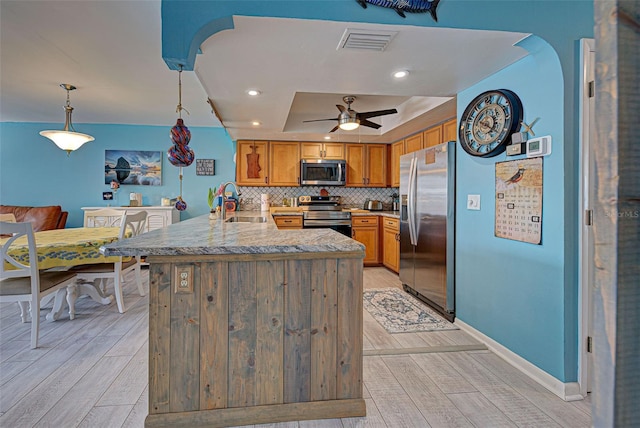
left=363, top=287, right=458, bottom=334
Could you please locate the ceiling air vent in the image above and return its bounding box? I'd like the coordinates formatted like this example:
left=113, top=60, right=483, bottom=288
left=337, top=28, right=398, bottom=51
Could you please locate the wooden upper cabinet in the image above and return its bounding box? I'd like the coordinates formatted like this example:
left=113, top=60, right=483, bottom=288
left=404, top=133, right=423, bottom=153
left=367, top=144, right=387, bottom=187
left=300, top=142, right=344, bottom=159
left=389, top=140, right=404, bottom=187
left=345, top=143, right=387, bottom=187
left=442, top=118, right=458, bottom=142
left=236, top=140, right=269, bottom=186
left=269, top=141, right=300, bottom=186
left=423, top=125, right=443, bottom=148
left=345, top=144, right=365, bottom=187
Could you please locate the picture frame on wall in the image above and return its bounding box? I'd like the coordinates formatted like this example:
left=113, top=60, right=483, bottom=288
left=105, top=150, right=162, bottom=186
left=196, top=159, right=215, bottom=176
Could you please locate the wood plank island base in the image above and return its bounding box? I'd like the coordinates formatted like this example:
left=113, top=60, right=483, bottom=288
left=102, top=213, right=365, bottom=427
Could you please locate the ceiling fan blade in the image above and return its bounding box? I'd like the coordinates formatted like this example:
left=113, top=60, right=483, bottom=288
left=360, top=119, right=382, bottom=129
left=336, top=104, right=347, bottom=113
left=303, top=118, right=339, bottom=123
left=357, top=108, right=398, bottom=120
left=329, top=125, right=340, bottom=133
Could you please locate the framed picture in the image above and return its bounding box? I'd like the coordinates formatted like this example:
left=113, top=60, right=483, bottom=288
left=196, top=159, right=215, bottom=176
left=105, top=150, right=162, bottom=186
left=103, top=191, right=113, bottom=201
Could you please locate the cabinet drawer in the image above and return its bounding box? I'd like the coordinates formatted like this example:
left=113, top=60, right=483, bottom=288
left=274, top=216, right=303, bottom=228
left=352, top=216, right=379, bottom=227
left=382, top=217, right=399, bottom=230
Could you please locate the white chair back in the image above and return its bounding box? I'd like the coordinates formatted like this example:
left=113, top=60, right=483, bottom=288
left=84, top=208, right=125, bottom=228
left=121, top=211, right=148, bottom=239
left=0, top=222, right=39, bottom=287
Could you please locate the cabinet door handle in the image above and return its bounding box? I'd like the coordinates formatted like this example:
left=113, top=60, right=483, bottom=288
left=352, top=230, right=356, bottom=238
left=265, top=176, right=268, bottom=183
left=284, top=220, right=292, bottom=223
left=297, top=176, right=300, bottom=184
left=361, top=220, right=369, bottom=223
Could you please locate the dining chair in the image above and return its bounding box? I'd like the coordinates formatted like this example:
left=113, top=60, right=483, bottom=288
left=71, top=210, right=147, bottom=314
left=83, top=208, right=125, bottom=228
left=0, top=221, right=78, bottom=348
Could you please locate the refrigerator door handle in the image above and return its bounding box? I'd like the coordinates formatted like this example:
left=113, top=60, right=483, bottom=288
left=407, top=156, right=418, bottom=246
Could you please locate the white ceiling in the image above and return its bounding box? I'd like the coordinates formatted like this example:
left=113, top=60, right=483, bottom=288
left=0, top=1, right=530, bottom=144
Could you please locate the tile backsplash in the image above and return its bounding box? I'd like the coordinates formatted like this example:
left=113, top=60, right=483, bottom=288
left=237, top=186, right=399, bottom=211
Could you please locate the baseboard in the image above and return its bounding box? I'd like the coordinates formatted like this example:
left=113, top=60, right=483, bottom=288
left=454, top=318, right=584, bottom=402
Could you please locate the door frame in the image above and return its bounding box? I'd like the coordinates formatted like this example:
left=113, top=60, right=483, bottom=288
left=578, top=37, right=595, bottom=397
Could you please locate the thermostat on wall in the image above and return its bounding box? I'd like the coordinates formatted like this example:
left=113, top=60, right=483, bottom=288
left=526, top=135, right=552, bottom=158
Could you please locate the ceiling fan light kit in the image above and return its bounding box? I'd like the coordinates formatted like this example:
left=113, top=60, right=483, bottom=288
left=303, top=95, right=398, bottom=133
left=39, top=84, right=95, bottom=155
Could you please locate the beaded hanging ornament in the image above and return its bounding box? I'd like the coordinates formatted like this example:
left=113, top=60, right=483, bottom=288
left=167, top=66, right=194, bottom=211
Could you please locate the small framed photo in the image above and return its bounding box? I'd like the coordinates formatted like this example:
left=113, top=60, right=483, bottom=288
left=103, top=192, right=114, bottom=201
left=196, top=159, right=215, bottom=176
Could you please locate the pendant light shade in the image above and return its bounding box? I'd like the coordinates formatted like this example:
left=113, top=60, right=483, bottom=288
left=40, top=84, right=94, bottom=155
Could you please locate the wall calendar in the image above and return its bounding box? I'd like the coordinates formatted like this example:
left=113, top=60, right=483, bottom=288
left=495, top=157, right=543, bottom=244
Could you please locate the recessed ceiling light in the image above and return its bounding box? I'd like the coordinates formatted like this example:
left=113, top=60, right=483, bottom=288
left=246, top=89, right=261, bottom=96
left=392, top=70, right=409, bottom=79
left=324, top=136, right=331, bottom=140
left=251, top=121, right=261, bottom=126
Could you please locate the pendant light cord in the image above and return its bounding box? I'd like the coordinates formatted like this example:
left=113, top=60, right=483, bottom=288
left=176, top=65, right=190, bottom=118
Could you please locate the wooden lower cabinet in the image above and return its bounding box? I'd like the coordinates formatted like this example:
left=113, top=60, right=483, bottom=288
left=351, top=216, right=379, bottom=265
left=145, top=253, right=365, bottom=427
left=273, top=215, right=303, bottom=229
left=382, top=217, right=400, bottom=273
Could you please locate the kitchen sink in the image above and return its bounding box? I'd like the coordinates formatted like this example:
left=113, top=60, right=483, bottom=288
left=225, top=216, right=268, bottom=223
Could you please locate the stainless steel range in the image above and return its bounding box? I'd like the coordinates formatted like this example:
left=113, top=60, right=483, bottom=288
left=299, top=195, right=352, bottom=237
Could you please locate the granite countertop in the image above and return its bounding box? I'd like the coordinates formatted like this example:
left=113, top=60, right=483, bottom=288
left=101, top=211, right=364, bottom=257
left=270, top=209, right=400, bottom=219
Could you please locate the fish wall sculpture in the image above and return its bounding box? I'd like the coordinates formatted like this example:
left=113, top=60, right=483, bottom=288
left=356, top=0, right=441, bottom=21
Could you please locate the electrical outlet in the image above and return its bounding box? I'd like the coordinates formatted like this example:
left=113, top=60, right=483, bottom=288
left=467, top=194, right=481, bottom=210
left=174, top=265, right=194, bottom=294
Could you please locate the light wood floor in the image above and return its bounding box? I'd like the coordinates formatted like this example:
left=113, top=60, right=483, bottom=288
left=0, top=267, right=591, bottom=427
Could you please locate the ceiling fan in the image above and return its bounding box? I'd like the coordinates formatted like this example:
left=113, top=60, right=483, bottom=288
left=303, top=96, right=398, bottom=132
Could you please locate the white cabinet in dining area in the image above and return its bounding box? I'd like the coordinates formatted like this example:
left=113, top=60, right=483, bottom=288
left=81, top=206, right=180, bottom=232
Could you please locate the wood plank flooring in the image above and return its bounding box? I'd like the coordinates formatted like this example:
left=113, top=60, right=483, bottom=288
left=0, top=267, right=591, bottom=427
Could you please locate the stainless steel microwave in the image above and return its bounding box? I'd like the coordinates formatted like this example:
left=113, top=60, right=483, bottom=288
left=300, top=159, right=346, bottom=186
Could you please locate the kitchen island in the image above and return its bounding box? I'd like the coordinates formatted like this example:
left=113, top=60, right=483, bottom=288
left=102, top=213, right=366, bottom=427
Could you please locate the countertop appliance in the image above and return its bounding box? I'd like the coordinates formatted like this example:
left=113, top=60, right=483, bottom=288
left=363, top=199, right=383, bottom=211
left=399, top=141, right=456, bottom=321
left=299, top=195, right=351, bottom=237
left=300, top=159, right=346, bottom=186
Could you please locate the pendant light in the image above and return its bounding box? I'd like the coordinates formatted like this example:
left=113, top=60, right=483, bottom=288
left=40, top=84, right=94, bottom=155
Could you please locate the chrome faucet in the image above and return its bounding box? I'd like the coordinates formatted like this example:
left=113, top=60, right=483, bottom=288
left=219, top=181, right=241, bottom=220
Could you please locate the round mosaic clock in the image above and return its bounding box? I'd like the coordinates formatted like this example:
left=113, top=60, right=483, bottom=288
left=458, top=89, right=523, bottom=157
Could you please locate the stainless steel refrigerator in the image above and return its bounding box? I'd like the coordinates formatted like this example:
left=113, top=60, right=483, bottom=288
left=399, top=141, right=455, bottom=321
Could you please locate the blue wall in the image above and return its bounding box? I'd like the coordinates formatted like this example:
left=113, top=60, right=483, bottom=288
left=455, top=37, right=568, bottom=380
left=0, top=122, right=235, bottom=227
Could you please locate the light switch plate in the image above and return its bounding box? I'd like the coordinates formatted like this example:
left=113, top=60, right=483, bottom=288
left=467, top=194, right=481, bottom=210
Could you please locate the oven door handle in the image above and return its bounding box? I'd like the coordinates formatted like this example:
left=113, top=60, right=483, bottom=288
left=303, top=219, right=352, bottom=226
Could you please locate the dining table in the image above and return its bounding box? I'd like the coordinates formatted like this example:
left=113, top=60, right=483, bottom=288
left=1, top=226, right=124, bottom=320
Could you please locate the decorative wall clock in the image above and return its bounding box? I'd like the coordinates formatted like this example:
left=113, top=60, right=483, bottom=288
left=458, top=89, right=523, bottom=158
